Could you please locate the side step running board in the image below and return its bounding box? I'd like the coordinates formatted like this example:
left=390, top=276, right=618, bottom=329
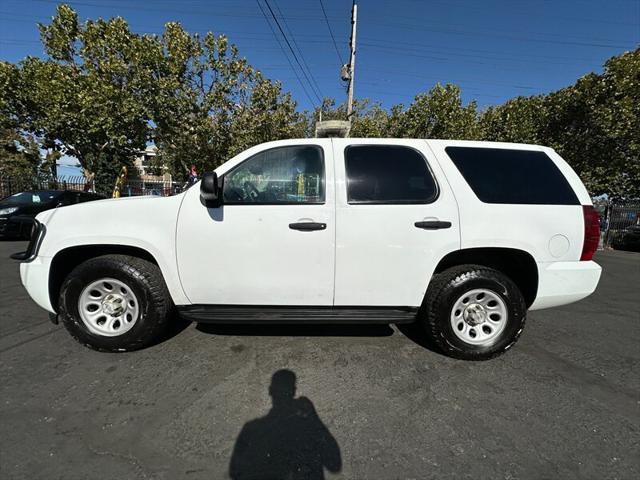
left=177, top=305, right=418, bottom=324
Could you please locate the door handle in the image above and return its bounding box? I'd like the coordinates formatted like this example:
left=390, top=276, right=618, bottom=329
left=289, top=222, right=327, bottom=231
left=414, top=220, right=452, bottom=230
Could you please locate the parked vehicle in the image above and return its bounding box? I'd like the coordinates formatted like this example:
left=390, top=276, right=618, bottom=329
left=0, top=190, right=104, bottom=239
left=612, top=224, right=640, bottom=252
left=12, top=139, right=602, bottom=360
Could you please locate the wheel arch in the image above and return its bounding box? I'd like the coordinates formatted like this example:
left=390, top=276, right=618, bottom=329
left=49, top=244, right=160, bottom=312
left=433, top=247, right=538, bottom=308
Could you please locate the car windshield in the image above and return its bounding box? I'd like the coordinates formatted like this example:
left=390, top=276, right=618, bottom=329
left=0, top=191, right=63, bottom=206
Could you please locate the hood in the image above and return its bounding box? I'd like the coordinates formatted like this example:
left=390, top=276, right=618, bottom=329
left=34, top=192, right=187, bottom=260
left=39, top=193, right=185, bottom=228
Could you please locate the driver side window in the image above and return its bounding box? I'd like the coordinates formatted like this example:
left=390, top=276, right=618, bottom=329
left=223, top=145, right=325, bottom=205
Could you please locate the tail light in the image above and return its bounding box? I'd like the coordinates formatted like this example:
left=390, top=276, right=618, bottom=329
left=581, top=205, right=600, bottom=261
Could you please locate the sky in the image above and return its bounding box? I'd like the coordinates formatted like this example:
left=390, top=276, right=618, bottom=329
left=1, top=0, right=639, bottom=176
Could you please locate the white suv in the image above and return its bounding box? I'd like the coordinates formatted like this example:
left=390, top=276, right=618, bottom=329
left=14, top=139, right=602, bottom=360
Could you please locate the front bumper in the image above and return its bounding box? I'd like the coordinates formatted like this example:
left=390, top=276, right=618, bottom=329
left=20, top=255, right=55, bottom=313
left=10, top=220, right=45, bottom=260
left=0, top=217, right=21, bottom=236
left=529, top=260, right=602, bottom=311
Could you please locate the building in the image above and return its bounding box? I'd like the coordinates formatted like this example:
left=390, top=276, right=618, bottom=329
left=133, top=146, right=172, bottom=182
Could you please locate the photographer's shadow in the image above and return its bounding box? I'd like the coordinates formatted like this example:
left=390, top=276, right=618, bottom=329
left=229, top=369, right=342, bottom=480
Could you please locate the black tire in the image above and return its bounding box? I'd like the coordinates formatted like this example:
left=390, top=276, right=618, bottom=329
left=419, top=264, right=526, bottom=361
left=58, top=255, right=172, bottom=352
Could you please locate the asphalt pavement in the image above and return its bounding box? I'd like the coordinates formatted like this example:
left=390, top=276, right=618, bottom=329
left=0, top=240, right=638, bottom=480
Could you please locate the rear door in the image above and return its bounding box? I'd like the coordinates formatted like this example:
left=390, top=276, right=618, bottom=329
left=332, top=139, right=460, bottom=307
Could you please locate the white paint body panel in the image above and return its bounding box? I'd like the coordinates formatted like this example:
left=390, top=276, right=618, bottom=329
left=176, top=139, right=335, bottom=305
left=18, top=138, right=602, bottom=316
left=530, top=260, right=602, bottom=310
left=426, top=140, right=587, bottom=263
left=332, top=138, right=460, bottom=306
left=20, top=194, right=189, bottom=313
left=20, top=256, right=54, bottom=312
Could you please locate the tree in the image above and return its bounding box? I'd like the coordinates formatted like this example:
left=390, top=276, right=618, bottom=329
left=0, top=126, right=42, bottom=178
left=0, top=62, right=53, bottom=178
left=311, top=85, right=481, bottom=141
left=542, top=49, right=639, bottom=199
left=393, top=84, right=481, bottom=140
left=479, top=95, right=546, bottom=144
left=308, top=98, right=392, bottom=138
left=150, top=26, right=307, bottom=178
left=228, top=78, right=307, bottom=157
left=6, top=4, right=307, bottom=189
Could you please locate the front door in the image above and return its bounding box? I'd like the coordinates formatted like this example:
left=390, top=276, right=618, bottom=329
left=332, top=139, right=460, bottom=307
left=176, top=141, right=335, bottom=305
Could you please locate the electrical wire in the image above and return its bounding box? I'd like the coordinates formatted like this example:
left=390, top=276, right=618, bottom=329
left=255, top=0, right=318, bottom=108
left=272, top=0, right=324, bottom=102
left=319, top=0, right=344, bottom=65
left=261, top=0, right=323, bottom=105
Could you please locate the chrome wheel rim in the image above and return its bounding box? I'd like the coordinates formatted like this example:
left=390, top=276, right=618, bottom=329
left=450, top=288, right=508, bottom=346
left=78, top=278, right=140, bottom=337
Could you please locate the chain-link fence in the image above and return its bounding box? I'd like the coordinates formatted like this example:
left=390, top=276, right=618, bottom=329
left=0, top=176, right=185, bottom=199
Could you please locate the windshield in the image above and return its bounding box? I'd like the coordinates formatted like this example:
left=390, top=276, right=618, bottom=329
left=0, top=191, right=63, bottom=206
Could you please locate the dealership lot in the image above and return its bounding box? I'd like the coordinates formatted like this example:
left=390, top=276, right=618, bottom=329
left=1, top=240, right=638, bottom=480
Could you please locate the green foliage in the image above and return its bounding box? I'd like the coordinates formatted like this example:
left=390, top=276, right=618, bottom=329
left=3, top=4, right=305, bottom=188
left=313, top=86, right=481, bottom=140
left=479, top=96, right=546, bottom=144
left=0, top=126, right=42, bottom=177
left=542, top=50, right=639, bottom=199
left=0, top=61, right=56, bottom=178
left=394, top=84, right=482, bottom=140
left=151, top=28, right=307, bottom=177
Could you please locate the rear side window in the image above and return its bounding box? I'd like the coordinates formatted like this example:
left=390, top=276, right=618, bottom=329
left=445, top=147, right=579, bottom=205
left=345, top=145, right=438, bottom=204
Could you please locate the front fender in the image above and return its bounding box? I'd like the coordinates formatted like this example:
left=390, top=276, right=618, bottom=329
left=37, top=195, right=190, bottom=306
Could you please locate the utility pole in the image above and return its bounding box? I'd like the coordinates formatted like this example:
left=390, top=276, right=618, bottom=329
left=346, top=1, right=357, bottom=119
left=316, top=1, right=356, bottom=138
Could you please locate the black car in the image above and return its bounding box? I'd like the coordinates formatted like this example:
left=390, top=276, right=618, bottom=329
left=0, top=190, right=105, bottom=239
left=613, top=224, right=640, bottom=252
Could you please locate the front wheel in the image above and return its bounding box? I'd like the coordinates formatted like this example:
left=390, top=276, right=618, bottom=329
left=59, top=255, right=172, bottom=352
left=420, top=265, right=527, bottom=360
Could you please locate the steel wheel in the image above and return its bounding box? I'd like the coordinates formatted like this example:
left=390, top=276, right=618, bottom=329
left=450, top=288, right=507, bottom=346
left=77, top=278, right=140, bottom=337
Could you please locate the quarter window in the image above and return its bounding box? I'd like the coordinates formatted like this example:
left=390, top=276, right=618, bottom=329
left=223, top=146, right=325, bottom=204
left=345, top=145, right=438, bottom=204
left=445, top=147, right=579, bottom=205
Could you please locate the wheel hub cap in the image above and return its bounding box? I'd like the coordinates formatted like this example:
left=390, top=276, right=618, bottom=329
left=78, top=278, right=140, bottom=337
left=102, top=294, right=126, bottom=316
left=463, top=303, right=486, bottom=325
left=450, top=288, right=508, bottom=346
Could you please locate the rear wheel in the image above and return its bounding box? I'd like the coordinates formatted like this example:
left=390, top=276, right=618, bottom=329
left=59, top=255, right=172, bottom=352
left=420, top=265, right=526, bottom=360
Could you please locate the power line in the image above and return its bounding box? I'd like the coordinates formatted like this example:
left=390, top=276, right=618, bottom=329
left=319, top=0, right=344, bottom=65
left=25, top=1, right=639, bottom=46
left=1, top=10, right=620, bottom=67
left=366, top=19, right=632, bottom=49
left=255, top=0, right=317, bottom=108
left=357, top=42, right=592, bottom=72
left=261, top=0, right=323, bottom=105
left=271, top=0, right=324, bottom=102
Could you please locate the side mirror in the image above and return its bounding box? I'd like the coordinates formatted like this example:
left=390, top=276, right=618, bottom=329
left=200, top=172, right=222, bottom=207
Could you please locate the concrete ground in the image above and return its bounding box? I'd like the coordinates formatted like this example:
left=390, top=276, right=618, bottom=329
left=1, top=240, right=638, bottom=480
